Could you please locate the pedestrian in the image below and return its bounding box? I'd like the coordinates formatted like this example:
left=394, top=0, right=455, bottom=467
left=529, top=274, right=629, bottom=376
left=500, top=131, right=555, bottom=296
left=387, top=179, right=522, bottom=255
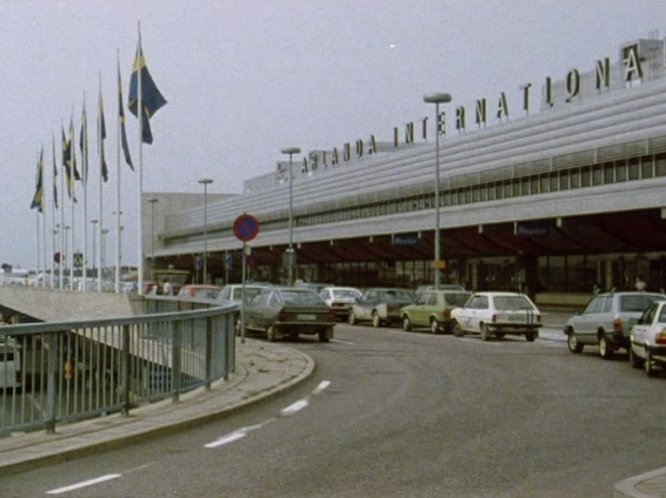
left=635, top=275, right=646, bottom=291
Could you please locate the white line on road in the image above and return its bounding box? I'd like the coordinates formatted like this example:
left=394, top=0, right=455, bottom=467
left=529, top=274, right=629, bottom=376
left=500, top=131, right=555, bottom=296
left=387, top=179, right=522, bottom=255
left=205, top=423, right=265, bottom=449
left=46, top=474, right=121, bottom=495
left=331, top=338, right=355, bottom=345
left=312, top=380, right=331, bottom=395
left=280, top=399, right=309, bottom=416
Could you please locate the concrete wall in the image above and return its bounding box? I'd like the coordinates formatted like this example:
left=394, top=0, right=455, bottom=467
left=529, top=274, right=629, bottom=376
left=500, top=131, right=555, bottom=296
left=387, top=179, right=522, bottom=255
left=0, top=286, right=144, bottom=322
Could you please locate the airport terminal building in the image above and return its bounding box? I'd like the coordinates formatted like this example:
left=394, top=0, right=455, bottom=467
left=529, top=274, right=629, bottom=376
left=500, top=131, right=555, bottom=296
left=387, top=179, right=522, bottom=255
left=145, top=35, right=666, bottom=303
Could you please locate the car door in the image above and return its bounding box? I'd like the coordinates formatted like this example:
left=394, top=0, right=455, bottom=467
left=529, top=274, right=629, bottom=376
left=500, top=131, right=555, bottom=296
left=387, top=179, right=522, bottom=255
left=631, top=302, right=657, bottom=351
left=411, top=292, right=430, bottom=327
left=457, top=294, right=485, bottom=332
left=575, top=296, right=608, bottom=344
left=356, top=290, right=374, bottom=321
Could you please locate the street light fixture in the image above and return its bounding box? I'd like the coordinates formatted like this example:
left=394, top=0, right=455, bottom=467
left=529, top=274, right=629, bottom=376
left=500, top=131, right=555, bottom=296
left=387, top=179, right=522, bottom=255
left=281, top=147, right=301, bottom=286
left=198, top=179, right=213, bottom=285
left=423, top=92, right=452, bottom=290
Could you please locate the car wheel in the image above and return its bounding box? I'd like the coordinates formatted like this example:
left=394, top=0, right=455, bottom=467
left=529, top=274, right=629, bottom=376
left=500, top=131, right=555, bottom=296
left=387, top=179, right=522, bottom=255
left=372, top=312, right=381, bottom=328
left=319, top=328, right=333, bottom=342
left=629, top=344, right=644, bottom=368
left=402, top=316, right=412, bottom=332
left=430, top=319, right=440, bottom=334
left=494, top=332, right=505, bottom=340
left=567, top=332, right=583, bottom=353
left=453, top=322, right=465, bottom=337
left=599, top=336, right=614, bottom=359
left=348, top=312, right=357, bottom=326
left=525, top=331, right=536, bottom=342
left=645, top=348, right=656, bottom=377
left=480, top=324, right=491, bottom=341
left=266, top=325, right=276, bottom=342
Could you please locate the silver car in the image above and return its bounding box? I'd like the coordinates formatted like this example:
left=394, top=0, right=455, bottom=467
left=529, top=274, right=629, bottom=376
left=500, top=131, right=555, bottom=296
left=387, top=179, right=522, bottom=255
left=564, top=291, right=665, bottom=359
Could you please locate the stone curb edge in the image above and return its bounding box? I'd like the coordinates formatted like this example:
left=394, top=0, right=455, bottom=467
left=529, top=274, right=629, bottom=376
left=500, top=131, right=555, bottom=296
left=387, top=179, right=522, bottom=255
left=614, top=467, right=666, bottom=498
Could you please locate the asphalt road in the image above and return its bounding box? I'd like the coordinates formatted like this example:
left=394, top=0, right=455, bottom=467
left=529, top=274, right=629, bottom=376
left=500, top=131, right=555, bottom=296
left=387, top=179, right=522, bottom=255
left=1, top=323, right=664, bottom=497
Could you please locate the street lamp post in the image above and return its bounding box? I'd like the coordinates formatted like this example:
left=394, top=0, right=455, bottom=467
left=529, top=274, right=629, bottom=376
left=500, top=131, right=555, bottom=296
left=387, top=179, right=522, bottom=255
left=198, top=179, right=213, bottom=285
left=148, top=198, right=159, bottom=271
left=281, top=147, right=300, bottom=286
left=90, top=219, right=99, bottom=287
left=64, top=225, right=71, bottom=290
left=423, top=92, right=452, bottom=290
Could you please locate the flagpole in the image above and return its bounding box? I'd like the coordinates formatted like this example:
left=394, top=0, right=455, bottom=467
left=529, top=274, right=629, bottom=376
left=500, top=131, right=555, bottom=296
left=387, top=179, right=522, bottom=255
left=42, top=174, right=47, bottom=287
left=137, top=21, right=145, bottom=296
left=116, top=50, right=122, bottom=294
left=51, top=132, right=56, bottom=289
left=98, top=72, right=104, bottom=292
left=69, top=117, right=76, bottom=290
left=34, top=150, right=41, bottom=286
left=60, top=124, right=65, bottom=290
left=82, top=95, right=88, bottom=292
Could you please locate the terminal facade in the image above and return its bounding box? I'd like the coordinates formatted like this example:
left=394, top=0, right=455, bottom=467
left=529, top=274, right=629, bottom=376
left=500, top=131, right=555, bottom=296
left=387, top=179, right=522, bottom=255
left=146, top=35, right=666, bottom=303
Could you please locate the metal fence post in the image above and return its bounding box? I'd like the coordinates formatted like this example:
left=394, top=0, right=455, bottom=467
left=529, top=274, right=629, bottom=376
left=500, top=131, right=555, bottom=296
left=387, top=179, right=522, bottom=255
left=205, top=317, right=212, bottom=390
left=45, top=332, right=58, bottom=434
left=121, top=324, right=131, bottom=417
left=172, top=320, right=182, bottom=403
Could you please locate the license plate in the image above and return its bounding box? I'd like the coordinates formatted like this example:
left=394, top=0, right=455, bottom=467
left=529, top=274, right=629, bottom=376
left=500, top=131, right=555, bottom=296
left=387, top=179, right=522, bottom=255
left=505, top=315, right=525, bottom=323
left=297, top=314, right=316, bottom=321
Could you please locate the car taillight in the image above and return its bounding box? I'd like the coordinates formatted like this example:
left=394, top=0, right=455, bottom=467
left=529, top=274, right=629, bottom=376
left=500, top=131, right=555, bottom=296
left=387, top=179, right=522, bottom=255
left=613, top=318, right=623, bottom=333
left=328, top=310, right=336, bottom=322
left=443, top=309, right=451, bottom=318
left=492, top=313, right=498, bottom=323
left=278, top=310, right=288, bottom=322
left=657, top=330, right=666, bottom=345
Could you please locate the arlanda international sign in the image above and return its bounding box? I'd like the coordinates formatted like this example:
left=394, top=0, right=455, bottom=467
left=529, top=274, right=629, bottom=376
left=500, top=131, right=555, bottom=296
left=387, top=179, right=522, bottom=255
left=295, top=43, right=645, bottom=176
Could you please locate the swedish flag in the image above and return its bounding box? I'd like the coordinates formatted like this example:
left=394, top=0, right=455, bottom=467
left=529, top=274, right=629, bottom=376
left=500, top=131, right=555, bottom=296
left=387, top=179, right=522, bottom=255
left=118, top=63, right=134, bottom=170
left=98, top=90, right=109, bottom=182
left=62, top=126, right=76, bottom=201
left=128, top=41, right=167, bottom=144
left=30, top=147, right=44, bottom=212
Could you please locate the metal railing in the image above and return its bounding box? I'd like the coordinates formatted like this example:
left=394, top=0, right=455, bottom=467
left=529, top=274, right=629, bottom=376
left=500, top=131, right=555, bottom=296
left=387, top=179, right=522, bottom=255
left=0, top=299, right=236, bottom=435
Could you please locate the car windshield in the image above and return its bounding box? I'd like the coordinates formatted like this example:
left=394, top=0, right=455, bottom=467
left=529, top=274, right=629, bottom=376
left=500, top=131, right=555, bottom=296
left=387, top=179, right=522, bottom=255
left=619, top=294, right=663, bottom=312
left=446, top=293, right=471, bottom=306
left=280, top=290, right=324, bottom=305
left=493, top=295, right=534, bottom=311
left=379, top=289, right=413, bottom=300
left=332, top=289, right=360, bottom=299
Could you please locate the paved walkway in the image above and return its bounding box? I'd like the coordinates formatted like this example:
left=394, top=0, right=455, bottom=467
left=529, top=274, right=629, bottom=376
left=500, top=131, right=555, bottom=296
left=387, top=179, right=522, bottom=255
left=0, top=316, right=664, bottom=496
left=0, top=337, right=314, bottom=477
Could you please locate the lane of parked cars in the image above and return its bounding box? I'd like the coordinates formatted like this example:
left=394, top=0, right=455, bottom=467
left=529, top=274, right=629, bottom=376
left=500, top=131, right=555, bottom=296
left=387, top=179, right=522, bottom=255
left=171, top=280, right=666, bottom=377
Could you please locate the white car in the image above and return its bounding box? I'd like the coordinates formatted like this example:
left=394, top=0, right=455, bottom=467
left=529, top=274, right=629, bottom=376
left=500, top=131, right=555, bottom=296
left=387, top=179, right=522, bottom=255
left=629, top=298, right=666, bottom=376
left=319, top=286, right=362, bottom=320
left=451, top=291, right=542, bottom=341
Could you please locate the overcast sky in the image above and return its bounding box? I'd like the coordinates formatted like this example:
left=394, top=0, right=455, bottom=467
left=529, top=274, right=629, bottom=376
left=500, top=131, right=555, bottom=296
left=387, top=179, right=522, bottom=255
left=2, top=0, right=664, bottom=269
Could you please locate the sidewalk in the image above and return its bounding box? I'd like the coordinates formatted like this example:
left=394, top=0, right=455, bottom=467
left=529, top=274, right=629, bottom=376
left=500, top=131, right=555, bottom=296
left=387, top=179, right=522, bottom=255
left=0, top=337, right=314, bottom=477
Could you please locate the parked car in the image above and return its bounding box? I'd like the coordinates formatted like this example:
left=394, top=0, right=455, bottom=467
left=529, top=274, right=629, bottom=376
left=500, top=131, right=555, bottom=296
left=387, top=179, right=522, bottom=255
left=177, top=284, right=222, bottom=300
left=244, top=286, right=335, bottom=342
left=451, top=291, right=542, bottom=341
left=218, top=283, right=267, bottom=305
left=628, top=298, right=666, bottom=376
left=348, top=287, right=415, bottom=327
left=564, top=291, right=665, bottom=359
left=319, top=286, right=362, bottom=320
left=400, top=289, right=471, bottom=334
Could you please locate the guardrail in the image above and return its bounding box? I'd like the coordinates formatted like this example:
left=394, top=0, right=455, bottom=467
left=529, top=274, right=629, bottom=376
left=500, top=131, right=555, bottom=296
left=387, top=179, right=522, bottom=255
left=0, top=298, right=237, bottom=435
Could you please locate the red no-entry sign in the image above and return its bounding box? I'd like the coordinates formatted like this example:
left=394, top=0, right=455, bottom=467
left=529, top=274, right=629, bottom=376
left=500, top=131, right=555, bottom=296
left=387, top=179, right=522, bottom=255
left=233, top=213, right=260, bottom=242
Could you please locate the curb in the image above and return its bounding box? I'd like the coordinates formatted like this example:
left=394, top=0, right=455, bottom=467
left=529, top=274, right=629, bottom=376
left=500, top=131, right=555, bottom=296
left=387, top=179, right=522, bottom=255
left=614, top=467, right=666, bottom=498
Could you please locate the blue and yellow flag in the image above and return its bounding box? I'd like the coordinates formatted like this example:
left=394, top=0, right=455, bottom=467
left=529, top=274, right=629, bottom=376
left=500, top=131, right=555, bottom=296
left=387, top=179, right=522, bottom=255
left=30, top=147, right=44, bottom=212
left=128, top=41, right=167, bottom=144
left=118, top=62, right=134, bottom=170
left=52, top=135, right=58, bottom=209
left=69, top=117, right=80, bottom=182
left=98, top=89, right=109, bottom=182
left=62, top=125, right=76, bottom=201
left=79, top=100, right=89, bottom=185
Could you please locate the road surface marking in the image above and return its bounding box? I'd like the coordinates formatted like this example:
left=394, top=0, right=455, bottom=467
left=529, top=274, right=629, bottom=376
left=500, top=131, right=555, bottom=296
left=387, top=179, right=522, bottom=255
left=47, top=474, right=121, bottom=494
left=312, top=380, right=331, bottom=395
left=205, top=423, right=265, bottom=449
left=280, top=399, right=309, bottom=416
left=331, top=338, right=355, bottom=345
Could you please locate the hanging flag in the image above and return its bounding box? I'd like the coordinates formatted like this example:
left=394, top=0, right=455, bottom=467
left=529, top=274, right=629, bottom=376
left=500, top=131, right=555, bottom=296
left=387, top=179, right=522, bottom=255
left=118, top=61, right=134, bottom=170
left=98, top=89, right=109, bottom=182
left=128, top=40, right=167, bottom=144
left=69, top=116, right=81, bottom=181
left=62, top=125, right=76, bottom=201
left=52, top=135, right=58, bottom=209
left=79, top=100, right=89, bottom=185
left=30, top=147, right=44, bottom=212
